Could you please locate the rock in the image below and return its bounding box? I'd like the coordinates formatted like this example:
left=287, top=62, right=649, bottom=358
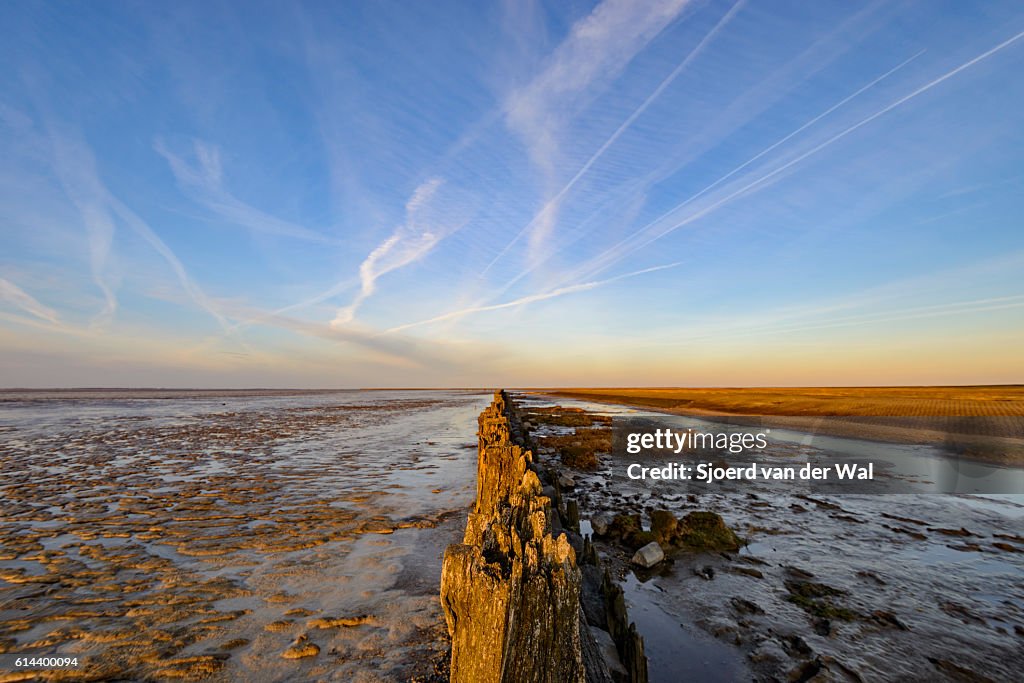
left=307, top=615, right=372, bottom=628
left=730, top=566, right=763, bottom=579
left=607, top=514, right=641, bottom=542
left=590, top=627, right=627, bottom=678
left=730, top=597, right=763, bottom=615
left=558, top=473, right=576, bottom=488
left=564, top=498, right=580, bottom=532
left=650, top=509, right=677, bottom=544
left=870, top=610, right=908, bottom=630
left=626, top=530, right=658, bottom=551
left=580, top=565, right=606, bottom=627
left=928, top=657, right=993, bottom=682
left=220, top=638, right=249, bottom=650
left=590, top=514, right=611, bottom=536
left=264, top=619, right=294, bottom=632
left=281, top=635, right=319, bottom=659
left=602, top=570, right=648, bottom=682
left=695, top=565, right=715, bottom=580
left=749, top=638, right=788, bottom=664
left=787, top=658, right=824, bottom=682
left=675, top=511, right=742, bottom=552
left=631, top=541, right=664, bottom=568
left=780, top=634, right=814, bottom=658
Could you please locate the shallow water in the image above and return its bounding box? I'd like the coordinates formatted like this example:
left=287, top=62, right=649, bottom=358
left=0, top=389, right=490, bottom=681
left=523, top=393, right=1024, bottom=682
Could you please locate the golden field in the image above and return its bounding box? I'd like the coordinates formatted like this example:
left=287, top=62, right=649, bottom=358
left=543, top=386, right=1024, bottom=417
left=540, top=386, right=1024, bottom=465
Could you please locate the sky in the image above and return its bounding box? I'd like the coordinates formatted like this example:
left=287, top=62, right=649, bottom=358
left=1, top=0, right=1023, bottom=388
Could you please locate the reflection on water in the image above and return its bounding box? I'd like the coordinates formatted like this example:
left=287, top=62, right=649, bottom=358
left=622, top=573, right=752, bottom=683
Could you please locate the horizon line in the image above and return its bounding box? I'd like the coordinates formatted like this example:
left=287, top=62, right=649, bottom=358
left=3, top=384, right=1022, bottom=392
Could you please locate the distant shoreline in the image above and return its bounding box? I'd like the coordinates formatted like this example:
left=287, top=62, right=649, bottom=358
left=0, top=388, right=490, bottom=402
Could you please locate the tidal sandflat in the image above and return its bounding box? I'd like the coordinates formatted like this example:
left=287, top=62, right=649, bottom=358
left=524, top=393, right=1024, bottom=682
left=0, top=389, right=490, bottom=681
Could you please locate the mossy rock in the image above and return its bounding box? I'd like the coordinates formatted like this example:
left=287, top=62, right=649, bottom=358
left=625, top=530, right=659, bottom=551
left=607, top=514, right=641, bottom=541
left=560, top=445, right=598, bottom=470
left=675, top=511, right=741, bottom=552
left=783, top=579, right=862, bottom=619
left=650, top=510, right=678, bottom=544
left=784, top=579, right=844, bottom=600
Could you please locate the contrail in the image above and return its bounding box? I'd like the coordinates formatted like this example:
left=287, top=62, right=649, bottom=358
left=479, top=0, right=746, bottom=277
left=581, top=29, right=1024, bottom=280
left=645, top=293, right=1024, bottom=345
left=655, top=50, right=926, bottom=223
left=504, top=48, right=925, bottom=295
left=385, top=261, right=682, bottom=334
left=109, top=197, right=232, bottom=332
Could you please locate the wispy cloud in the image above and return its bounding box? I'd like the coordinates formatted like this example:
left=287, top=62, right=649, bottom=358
left=156, top=139, right=340, bottom=244
left=4, top=1, right=1022, bottom=387
left=501, top=0, right=694, bottom=263
left=485, top=0, right=743, bottom=275
left=385, top=261, right=681, bottom=333
left=47, top=128, right=119, bottom=326
left=49, top=128, right=230, bottom=330
left=569, top=28, right=1024, bottom=284
left=203, top=296, right=489, bottom=372
left=472, top=39, right=922, bottom=321
left=331, top=178, right=471, bottom=327
left=481, top=0, right=899, bottom=301
left=107, top=196, right=231, bottom=330
left=0, top=277, right=59, bottom=324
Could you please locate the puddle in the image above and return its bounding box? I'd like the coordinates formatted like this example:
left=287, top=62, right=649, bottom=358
left=622, top=573, right=753, bottom=682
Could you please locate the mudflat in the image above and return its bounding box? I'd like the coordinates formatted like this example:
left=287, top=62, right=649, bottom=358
left=518, top=392, right=1024, bottom=682
left=0, top=389, right=489, bottom=682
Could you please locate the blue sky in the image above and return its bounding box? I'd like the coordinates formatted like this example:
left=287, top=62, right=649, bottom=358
left=2, top=0, right=1023, bottom=387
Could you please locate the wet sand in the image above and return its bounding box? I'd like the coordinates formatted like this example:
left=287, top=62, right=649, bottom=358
left=0, top=390, right=490, bottom=681
left=525, top=393, right=1024, bottom=682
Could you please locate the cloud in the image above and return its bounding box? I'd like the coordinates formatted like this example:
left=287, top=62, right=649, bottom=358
left=0, top=277, right=59, bottom=324
left=568, top=28, right=1024, bottom=284
left=506, top=0, right=692, bottom=128
left=331, top=178, right=470, bottom=327
left=500, top=0, right=694, bottom=263
left=485, top=0, right=742, bottom=274
left=48, top=128, right=230, bottom=330
left=385, top=261, right=681, bottom=333
left=473, top=10, right=910, bottom=321
left=47, top=128, right=119, bottom=325
left=106, top=196, right=231, bottom=330
left=203, top=295, right=489, bottom=373
left=156, top=139, right=340, bottom=244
